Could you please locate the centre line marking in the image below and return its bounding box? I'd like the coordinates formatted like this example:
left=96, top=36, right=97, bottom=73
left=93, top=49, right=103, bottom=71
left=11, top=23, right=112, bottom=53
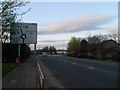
left=88, top=67, right=95, bottom=70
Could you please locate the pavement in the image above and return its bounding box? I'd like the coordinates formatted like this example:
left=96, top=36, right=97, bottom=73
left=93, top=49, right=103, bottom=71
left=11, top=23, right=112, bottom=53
left=2, top=55, right=40, bottom=88
left=38, top=55, right=119, bottom=88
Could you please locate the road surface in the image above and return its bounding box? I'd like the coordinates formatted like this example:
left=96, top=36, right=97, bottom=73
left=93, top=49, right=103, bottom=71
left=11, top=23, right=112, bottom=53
left=37, top=55, right=119, bottom=88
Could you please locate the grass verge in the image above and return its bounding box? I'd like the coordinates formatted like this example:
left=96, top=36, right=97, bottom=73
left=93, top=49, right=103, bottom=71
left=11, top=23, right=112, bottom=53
left=2, top=63, right=17, bottom=77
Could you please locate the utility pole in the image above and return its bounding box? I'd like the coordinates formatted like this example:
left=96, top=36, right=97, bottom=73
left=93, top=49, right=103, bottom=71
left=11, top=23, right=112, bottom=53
left=63, top=41, right=64, bottom=55
left=118, top=2, right=120, bottom=44
left=118, top=27, right=120, bottom=44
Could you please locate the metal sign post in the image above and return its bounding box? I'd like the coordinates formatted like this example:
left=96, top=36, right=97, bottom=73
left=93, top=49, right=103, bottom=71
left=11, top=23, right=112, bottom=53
left=34, top=44, right=36, bottom=51
left=34, top=44, right=36, bottom=55
left=18, top=44, right=20, bottom=59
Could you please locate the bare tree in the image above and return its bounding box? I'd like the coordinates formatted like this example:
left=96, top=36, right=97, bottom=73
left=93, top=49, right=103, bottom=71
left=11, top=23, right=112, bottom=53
left=79, top=39, right=88, bottom=57
left=87, top=34, right=108, bottom=43
left=0, top=0, right=30, bottom=43
left=108, top=30, right=118, bottom=42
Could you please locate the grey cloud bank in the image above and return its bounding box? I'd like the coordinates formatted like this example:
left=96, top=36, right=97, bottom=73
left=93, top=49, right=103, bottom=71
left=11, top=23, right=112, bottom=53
left=37, top=40, right=67, bottom=43
left=38, top=15, right=116, bottom=35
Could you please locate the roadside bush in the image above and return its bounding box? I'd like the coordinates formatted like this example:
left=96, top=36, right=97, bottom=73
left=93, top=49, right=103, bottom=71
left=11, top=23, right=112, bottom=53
left=2, top=43, right=31, bottom=63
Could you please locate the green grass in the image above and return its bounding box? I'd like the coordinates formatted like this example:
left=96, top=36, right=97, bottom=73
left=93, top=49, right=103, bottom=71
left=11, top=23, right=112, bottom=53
left=2, top=63, right=17, bottom=77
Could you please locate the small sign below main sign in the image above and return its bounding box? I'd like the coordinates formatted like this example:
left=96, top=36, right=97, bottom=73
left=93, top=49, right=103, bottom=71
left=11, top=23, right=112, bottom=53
left=10, top=23, right=37, bottom=44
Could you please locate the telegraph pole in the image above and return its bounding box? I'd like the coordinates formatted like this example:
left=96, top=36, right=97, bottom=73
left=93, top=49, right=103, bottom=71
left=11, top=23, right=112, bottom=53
left=118, top=26, right=120, bottom=44
left=118, top=2, right=120, bottom=44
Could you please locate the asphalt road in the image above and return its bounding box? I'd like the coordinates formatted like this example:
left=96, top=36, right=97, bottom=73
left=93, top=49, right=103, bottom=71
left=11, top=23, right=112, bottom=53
left=38, top=55, right=119, bottom=88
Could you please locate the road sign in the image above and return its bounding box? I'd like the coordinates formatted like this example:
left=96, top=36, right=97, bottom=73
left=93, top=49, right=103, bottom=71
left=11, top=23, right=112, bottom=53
left=10, top=23, right=37, bottom=44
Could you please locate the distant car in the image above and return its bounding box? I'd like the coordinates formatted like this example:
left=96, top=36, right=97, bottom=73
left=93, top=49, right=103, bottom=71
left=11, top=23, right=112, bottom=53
left=42, top=52, right=48, bottom=57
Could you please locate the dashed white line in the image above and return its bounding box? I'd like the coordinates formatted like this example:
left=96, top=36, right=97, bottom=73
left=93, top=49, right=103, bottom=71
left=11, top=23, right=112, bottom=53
left=73, top=63, right=76, bottom=65
left=88, top=67, right=95, bottom=70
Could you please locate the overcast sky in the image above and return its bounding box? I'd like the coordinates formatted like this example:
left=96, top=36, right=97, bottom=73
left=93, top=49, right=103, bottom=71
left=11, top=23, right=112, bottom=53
left=21, top=1, right=118, bottom=50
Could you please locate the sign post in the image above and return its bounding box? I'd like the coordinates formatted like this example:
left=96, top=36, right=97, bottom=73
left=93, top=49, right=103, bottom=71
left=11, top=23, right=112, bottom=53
left=18, top=44, right=20, bottom=58
left=34, top=44, right=36, bottom=51
left=34, top=44, right=36, bottom=55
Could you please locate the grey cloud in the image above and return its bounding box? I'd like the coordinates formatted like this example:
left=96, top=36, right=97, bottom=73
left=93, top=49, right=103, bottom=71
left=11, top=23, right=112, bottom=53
left=36, top=41, right=68, bottom=50
left=38, top=15, right=116, bottom=35
left=37, top=40, right=67, bottom=43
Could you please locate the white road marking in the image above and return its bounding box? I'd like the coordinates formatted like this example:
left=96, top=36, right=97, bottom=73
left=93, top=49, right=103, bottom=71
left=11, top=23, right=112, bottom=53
left=88, top=67, right=95, bottom=70
left=73, top=63, right=76, bottom=65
